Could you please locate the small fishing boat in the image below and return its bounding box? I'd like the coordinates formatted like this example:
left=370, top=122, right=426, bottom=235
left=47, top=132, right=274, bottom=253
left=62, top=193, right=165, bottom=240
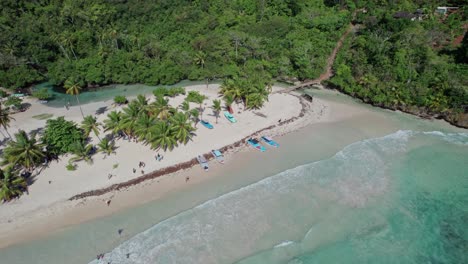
left=261, top=136, right=279, bottom=147
left=247, top=138, right=266, bottom=152
left=211, top=149, right=225, bottom=164
left=200, top=120, right=214, bottom=129
left=224, top=111, right=237, bottom=123
left=197, top=155, right=209, bottom=171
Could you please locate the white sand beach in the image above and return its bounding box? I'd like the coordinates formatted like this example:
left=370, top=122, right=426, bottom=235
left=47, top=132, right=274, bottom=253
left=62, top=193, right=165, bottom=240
left=0, top=84, right=335, bottom=248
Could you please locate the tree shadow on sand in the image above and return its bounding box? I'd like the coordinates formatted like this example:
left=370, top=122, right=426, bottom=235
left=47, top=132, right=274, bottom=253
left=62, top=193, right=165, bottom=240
left=95, top=106, right=108, bottom=115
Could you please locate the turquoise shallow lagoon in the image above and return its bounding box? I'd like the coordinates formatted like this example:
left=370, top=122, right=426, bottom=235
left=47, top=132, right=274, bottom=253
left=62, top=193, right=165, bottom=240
left=0, top=91, right=466, bottom=264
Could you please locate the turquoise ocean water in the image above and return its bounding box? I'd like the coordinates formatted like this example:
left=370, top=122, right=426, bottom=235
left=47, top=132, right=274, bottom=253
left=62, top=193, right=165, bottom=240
left=1, top=90, right=466, bottom=264
left=83, top=130, right=467, bottom=264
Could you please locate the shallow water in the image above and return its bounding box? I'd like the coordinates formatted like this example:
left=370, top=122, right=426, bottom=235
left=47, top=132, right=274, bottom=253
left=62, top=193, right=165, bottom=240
left=32, top=80, right=290, bottom=108
left=0, top=91, right=466, bottom=264
left=86, top=131, right=468, bottom=264
left=33, top=80, right=208, bottom=107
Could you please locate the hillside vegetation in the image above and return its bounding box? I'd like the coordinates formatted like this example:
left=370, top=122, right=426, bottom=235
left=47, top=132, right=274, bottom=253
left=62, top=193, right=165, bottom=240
left=0, top=0, right=350, bottom=89
left=329, top=1, right=468, bottom=127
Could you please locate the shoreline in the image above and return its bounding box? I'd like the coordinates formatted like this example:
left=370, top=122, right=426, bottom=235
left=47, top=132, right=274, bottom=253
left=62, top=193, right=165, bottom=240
left=69, top=93, right=308, bottom=201
left=0, top=84, right=321, bottom=249
left=0, top=87, right=465, bottom=252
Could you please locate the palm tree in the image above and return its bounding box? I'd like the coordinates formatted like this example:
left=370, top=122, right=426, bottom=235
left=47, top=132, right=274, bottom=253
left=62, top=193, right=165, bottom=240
left=103, top=111, right=123, bottom=137
left=149, top=122, right=177, bottom=151
left=193, top=95, right=206, bottom=120
left=81, top=115, right=102, bottom=141
left=0, top=103, right=14, bottom=138
left=223, top=94, right=235, bottom=113
left=151, top=96, right=173, bottom=120
left=2, top=130, right=45, bottom=172
left=64, top=79, right=84, bottom=118
left=134, top=114, right=158, bottom=141
left=0, top=166, right=27, bottom=202
left=69, top=141, right=94, bottom=164
left=189, top=108, right=200, bottom=127
left=194, top=51, right=206, bottom=69
left=179, top=100, right=190, bottom=112
left=212, top=99, right=222, bottom=123
left=170, top=112, right=195, bottom=144
left=97, top=138, right=116, bottom=156
left=134, top=94, right=150, bottom=115
left=120, top=103, right=140, bottom=136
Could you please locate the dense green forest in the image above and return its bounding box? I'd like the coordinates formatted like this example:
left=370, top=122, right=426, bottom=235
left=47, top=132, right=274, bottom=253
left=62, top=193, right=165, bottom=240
left=329, top=1, right=468, bottom=126
left=0, top=0, right=349, bottom=89
left=0, top=0, right=467, bottom=127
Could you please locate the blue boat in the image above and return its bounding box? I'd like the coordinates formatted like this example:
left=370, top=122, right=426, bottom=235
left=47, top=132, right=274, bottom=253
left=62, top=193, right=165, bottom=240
left=261, top=136, right=279, bottom=147
left=211, top=149, right=224, bottom=164
left=224, top=111, right=237, bottom=123
left=200, top=120, right=214, bottom=129
left=247, top=138, right=266, bottom=152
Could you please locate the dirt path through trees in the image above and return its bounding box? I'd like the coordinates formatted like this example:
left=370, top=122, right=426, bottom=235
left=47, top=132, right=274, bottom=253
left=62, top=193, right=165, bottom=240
left=280, top=13, right=358, bottom=93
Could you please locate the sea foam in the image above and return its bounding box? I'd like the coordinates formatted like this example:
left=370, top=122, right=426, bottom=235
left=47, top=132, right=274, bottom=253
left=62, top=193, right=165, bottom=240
left=89, top=130, right=466, bottom=264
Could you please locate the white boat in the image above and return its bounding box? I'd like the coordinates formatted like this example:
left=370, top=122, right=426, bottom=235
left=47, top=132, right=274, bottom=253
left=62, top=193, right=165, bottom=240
left=197, top=155, right=209, bottom=171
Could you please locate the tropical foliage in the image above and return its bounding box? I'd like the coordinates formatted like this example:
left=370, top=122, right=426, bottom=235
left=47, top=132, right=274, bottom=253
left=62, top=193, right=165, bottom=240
left=0, top=0, right=348, bottom=89
left=64, top=79, right=84, bottom=117
left=42, top=117, right=86, bottom=155
left=97, top=138, right=116, bottom=156
left=329, top=1, right=468, bottom=126
left=32, top=88, right=53, bottom=100
left=0, top=166, right=28, bottom=202
left=113, top=95, right=128, bottom=105
left=69, top=141, right=94, bottom=164
left=0, top=103, right=14, bottom=137
left=2, top=130, right=45, bottom=172
left=212, top=99, right=222, bottom=123
left=103, top=93, right=196, bottom=147
left=81, top=115, right=102, bottom=140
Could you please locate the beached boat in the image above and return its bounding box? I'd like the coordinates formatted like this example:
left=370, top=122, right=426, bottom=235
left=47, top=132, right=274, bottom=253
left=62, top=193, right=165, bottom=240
left=261, top=136, right=279, bottom=147
left=211, top=149, right=224, bottom=164
left=247, top=138, right=266, bottom=152
left=224, top=111, right=237, bottom=123
left=197, top=155, right=209, bottom=171
left=200, top=120, right=214, bottom=129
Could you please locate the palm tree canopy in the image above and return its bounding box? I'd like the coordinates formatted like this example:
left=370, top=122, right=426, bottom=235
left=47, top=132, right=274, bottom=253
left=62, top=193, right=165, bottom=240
left=0, top=103, right=15, bottom=131
left=120, top=103, right=140, bottom=135
left=151, top=96, right=173, bottom=120
left=2, top=130, right=45, bottom=171
left=64, top=79, right=82, bottom=96
left=103, top=111, right=123, bottom=135
left=212, top=99, right=222, bottom=112
left=169, top=112, right=195, bottom=144
left=134, top=114, right=158, bottom=141
left=148, top=122, right=177, bottom=151
left=179, top=100, right=190, bottom=112
left=70, top=141, right=94, bottom=164
left=97, top=137, right=115, bottom=156
left=81, top=115, right=101, bottom=138
left=0, top=166, right=27, bottom=202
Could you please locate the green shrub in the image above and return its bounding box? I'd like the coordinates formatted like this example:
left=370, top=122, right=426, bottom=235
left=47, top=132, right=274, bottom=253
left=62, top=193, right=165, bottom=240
left=167, top=87, right=185, bottom=97
left=4, top=96, right=23, bottom=110
left=32, top=88, right=53, bottom=100
left=185, top=91, right=207, bottom=103
left=0, top=90, right=8, bottom=98
left=42, top=117, right=86, bottom=155
left=153, top=87, right=186, bottom=98
left=114, top=95, right=128, bottom=105
left=66, top=162, right=76, bottom=171
left=153, top=87, right=169, bottom=97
